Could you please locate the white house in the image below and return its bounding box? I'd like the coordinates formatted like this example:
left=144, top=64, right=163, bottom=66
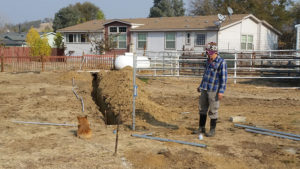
left=40, top=32, right=57, bottom=48
left=57, top=14, right=281, bottom=56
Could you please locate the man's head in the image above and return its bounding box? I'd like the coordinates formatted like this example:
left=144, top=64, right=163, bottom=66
left=206, top=42, right=218, bottom=56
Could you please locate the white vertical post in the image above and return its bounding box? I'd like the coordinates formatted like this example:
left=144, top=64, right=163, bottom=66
left=234, top=52, right=237, bottom=84
left=176, top=52, right=180, bottom=76
left=132, top=53, right=137, bottom=131
left=295, top=24, right=300, bottom=70
left=154, top=53, right=157, bottom=76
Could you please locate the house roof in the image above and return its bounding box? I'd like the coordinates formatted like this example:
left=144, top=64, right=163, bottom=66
left=0, top=32, right=27, bottom=41
left=57, top=14, right=281, bottom=35
left=57, top=20, right=106, bottom=32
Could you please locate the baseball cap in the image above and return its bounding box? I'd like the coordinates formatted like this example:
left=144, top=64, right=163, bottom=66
left=206, top=42, right=218, bottom=55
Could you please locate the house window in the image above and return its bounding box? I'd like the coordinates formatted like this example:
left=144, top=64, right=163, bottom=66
left=119, top=27, right=127, bottom=33
left=113, top=35, right=127, bottom=49
left=109, top=26, right=127, bottom=49
left=118, top=34, right=127, bottom=49
left=241, top=35, right=253, bottom=50
left=80, top=34, right=89, bottom=43
left=195, top=34, right=206, bottom=46
left=137, top=33, right=147, bottom=49
left=109, top=27, right=117, bottom=33
left=165, top=32, right=176, bottom=49
left=186, top=33, right=191, bottom=45
left=67, top=34, right=77, bottom=43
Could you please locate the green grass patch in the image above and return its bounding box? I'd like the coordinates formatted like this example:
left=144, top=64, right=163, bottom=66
left=138, top=77, right=149, bottom=83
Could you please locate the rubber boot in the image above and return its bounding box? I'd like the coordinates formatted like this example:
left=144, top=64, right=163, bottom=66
left=192, top=114, right=207, bottom=134
left=206, top=119, right=217, bottom=137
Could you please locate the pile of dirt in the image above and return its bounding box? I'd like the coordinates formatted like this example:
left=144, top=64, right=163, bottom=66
left=95, top=67, right=175, bottom=126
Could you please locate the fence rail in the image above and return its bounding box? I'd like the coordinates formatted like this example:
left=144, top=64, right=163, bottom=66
left=134, top=50, right=300, bottom=80
left=0, top=55, right=115, bottom=72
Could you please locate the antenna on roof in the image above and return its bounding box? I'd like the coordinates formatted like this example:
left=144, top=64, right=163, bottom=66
left=227, top=7, right=234, bottom=19
left=217, top=14, right=226, bottom=22
left=214, top=21, right=221, bottom=27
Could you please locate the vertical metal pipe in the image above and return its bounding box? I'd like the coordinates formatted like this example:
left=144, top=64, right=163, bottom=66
left=80, top=96, right=84, bottom=112
left=132, top=53, right=137, bottom=130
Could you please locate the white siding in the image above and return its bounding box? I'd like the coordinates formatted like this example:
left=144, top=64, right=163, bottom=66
left=260, top=24, right=278, bottom=50
left=218, top=23, right=241, bottom=50
left=219, top=18, right=279, bottom=51
left=132, top=31, right=217, bottom=53
left=63, top=32, right=102, bottom=56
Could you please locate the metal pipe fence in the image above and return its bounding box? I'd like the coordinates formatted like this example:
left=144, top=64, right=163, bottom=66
left=134, top=50, right=300, bottom=80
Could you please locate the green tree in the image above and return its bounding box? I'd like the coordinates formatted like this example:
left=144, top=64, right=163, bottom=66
left=53, top=2, right=105, bottom=31
left=173, top=0, right=185, bottom=16
left=149, top=0, right=185, bottom=17
left=53, top=5, right=81, bottom=31
left=189, top=0, right=216, bottom=15
left=53, top=32, right=64, bottom=49
left=75, top=2, right=105, bottom=22
left=291, top=2, right=300, bottom=24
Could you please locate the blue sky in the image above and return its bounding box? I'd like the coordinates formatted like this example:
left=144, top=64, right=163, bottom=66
left=0, top=0, right=190, bottom=24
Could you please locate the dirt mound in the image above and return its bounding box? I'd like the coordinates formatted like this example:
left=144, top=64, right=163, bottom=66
left=95, top=67, right=173, bottom=126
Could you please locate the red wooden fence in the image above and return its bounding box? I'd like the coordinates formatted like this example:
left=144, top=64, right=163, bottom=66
left=0, top=47, right=64, bottom=57
left=1, top=54, right=116, bottom=72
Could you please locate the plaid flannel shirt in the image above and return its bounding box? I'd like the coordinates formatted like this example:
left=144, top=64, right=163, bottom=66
left=199, top=55, right=227, bottom=94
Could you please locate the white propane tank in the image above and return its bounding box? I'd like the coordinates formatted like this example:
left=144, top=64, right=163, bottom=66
left=115, top=53, right=150, bottom=70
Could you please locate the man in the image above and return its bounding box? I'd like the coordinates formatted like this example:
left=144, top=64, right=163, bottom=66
left=193, top=42, right=227, bottom=137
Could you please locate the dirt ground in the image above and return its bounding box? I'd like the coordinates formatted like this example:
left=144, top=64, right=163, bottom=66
left=0, top=70, right=299, bottom=169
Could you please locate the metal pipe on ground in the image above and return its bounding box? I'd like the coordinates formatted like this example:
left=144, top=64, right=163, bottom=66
left=72, top=88, right=79, bottom=99
left=12, top=121, right=77, bottom=127
left=132, top=134, right=207, bottom=148
left=234, top=124, right=300, bottom=138
left=245, top=129, right=300, bottom=141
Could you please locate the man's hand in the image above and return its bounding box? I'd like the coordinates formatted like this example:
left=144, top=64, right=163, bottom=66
left=197, top=88, right=201, bottom=93
left=218, top=93, right=224, bottom=100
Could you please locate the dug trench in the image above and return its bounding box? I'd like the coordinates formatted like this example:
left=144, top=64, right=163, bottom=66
left=90, top=67, right=178, bottom=130
left=91, top=72, right=119, bottom=125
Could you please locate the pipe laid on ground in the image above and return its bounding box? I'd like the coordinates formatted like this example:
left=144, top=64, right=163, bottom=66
left=12, top=121, right=77, bottom=127
left=234, top=124, right=300, bottom=138
left=72, top=88, right=79, bottom=100
left=245, top=129, right=300, bottom=141
left=80, top=96, right=84, bottom=112
left=131, top=134, right=207, bottom=148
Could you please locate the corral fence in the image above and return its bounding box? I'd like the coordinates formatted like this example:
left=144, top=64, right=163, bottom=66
left=131, top=49, right=300, bottom=130
left=0, top=54, right=116, bottom=72
left=133, top=50, right=300, bottom=79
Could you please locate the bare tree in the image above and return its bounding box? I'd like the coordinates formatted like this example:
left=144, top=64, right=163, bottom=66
left=90, top=33, right=119, bottom=54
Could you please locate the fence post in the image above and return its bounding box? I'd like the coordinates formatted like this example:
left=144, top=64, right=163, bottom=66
left=113, top=52, right=116, bottom=70
left=234, top=52, right=237, bottom=84
left=41, top=55, right=45, bottom=72
left=1, top=55, right=4, bottom=72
